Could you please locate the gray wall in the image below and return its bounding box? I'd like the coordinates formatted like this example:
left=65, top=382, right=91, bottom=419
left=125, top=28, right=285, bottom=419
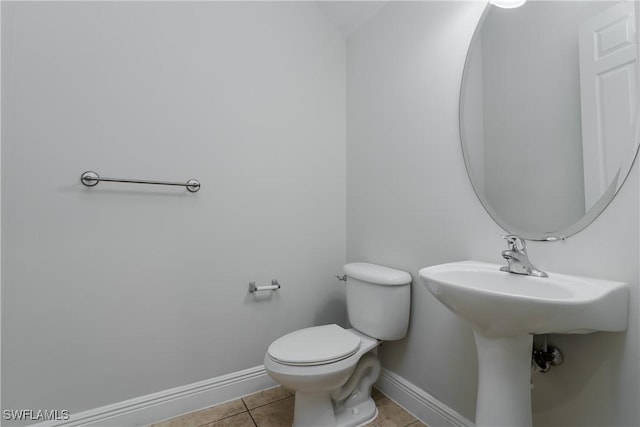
left=3, top=2, right=639, bottom=427
left=1, top=1, right=346, bottom=420
left=347, top=2, right=639, bottom=426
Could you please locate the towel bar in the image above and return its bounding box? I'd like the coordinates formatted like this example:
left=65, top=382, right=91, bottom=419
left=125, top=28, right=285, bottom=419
left=81, top=171, right=200, bottom=192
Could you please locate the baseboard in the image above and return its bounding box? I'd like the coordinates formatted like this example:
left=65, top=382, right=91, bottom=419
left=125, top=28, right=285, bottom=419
left=29, top=366, right=277, bottom=427
left=375, top=369, right=474, bottom=427
left=27, top=365, right=470, bottom=427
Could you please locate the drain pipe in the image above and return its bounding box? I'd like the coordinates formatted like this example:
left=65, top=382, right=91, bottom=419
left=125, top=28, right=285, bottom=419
left=332, top=353, right=381, bottom=408
left=532, top=336, right=563, bottom=373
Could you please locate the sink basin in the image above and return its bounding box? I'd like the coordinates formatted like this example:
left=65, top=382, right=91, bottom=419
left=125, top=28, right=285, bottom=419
left=419, top=260, right=629, bottom=338
left=418, top=260, right=629, bottom=427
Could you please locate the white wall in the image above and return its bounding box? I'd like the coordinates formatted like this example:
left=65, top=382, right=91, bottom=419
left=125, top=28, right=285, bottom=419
left=347, top=2, right=639, bottom=426
left=1, top=2, right=346, bottom=422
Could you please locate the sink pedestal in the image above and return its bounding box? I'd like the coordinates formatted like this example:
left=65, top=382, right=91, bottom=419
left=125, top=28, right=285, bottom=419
left=474, top=333, right=533, bottom=427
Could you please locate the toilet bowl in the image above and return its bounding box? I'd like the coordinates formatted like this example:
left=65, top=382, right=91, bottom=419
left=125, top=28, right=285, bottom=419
left=264, top=263, right=412, bottom=427
left=265, top=326, right=379, bottom=426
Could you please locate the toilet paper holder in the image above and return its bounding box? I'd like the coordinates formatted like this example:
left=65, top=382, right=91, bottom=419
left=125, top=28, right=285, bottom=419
left=249, top=279, right=281, bottom=293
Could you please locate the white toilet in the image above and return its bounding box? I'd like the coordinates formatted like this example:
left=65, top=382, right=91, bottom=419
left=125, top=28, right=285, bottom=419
left=264, top=262, right=411, bottom=427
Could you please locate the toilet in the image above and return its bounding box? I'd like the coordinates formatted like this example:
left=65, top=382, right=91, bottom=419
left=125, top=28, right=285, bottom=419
left=264, top=262, right=411, bottom=427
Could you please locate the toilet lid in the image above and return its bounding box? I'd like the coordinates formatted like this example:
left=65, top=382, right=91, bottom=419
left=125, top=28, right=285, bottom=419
left=268, top=324, right=361, bottom=366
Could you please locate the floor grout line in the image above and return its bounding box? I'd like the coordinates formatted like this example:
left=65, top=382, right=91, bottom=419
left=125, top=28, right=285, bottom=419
left=193, top=401, right=250, bottom=427
left=240, top=398, right=258, bottom=427
left=246, top=409, right=258, bottom=427
left=243, top=394, right=293, bottom=411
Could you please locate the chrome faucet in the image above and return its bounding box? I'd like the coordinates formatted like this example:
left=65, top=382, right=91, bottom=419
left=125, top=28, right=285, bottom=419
left=500, top=235, right=548, bottom=277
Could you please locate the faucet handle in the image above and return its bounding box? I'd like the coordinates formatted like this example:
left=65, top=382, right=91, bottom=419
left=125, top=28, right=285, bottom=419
left=502, top=234, right=526, bottom=252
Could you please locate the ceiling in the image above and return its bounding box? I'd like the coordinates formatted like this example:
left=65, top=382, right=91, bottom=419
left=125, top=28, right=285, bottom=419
left=315, top=1, right=387, bottom=36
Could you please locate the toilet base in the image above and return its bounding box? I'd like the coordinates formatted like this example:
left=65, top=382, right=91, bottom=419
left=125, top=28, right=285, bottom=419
left=335, top=397, right=377, bottom=427
left=292, top=392, right=377, bottom=427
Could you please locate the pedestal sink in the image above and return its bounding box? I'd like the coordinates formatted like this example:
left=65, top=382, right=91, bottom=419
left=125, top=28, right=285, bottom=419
left=419, top=260, right=629, bottom=427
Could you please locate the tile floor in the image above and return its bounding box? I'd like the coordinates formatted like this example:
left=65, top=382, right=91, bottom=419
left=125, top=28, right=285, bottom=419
left=149, top=386, right=427, bottom=427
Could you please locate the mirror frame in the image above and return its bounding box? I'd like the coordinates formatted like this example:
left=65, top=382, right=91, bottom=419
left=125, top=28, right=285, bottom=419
left=459, top=3, right=640, bottom=241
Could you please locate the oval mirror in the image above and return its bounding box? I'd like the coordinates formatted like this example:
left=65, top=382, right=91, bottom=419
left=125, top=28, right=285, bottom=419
left=461, top=1, right=640, bottom=241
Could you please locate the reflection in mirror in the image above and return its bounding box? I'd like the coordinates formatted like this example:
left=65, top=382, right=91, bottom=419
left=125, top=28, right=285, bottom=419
left=461, top=1, right=640, bottom=240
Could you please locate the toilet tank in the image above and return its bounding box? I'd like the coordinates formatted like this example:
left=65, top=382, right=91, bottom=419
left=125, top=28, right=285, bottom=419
left=344, top=262, right=411, bottom=341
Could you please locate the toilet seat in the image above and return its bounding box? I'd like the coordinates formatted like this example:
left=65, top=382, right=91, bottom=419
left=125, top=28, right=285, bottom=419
left=267, top=324, right=361, bottom=366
